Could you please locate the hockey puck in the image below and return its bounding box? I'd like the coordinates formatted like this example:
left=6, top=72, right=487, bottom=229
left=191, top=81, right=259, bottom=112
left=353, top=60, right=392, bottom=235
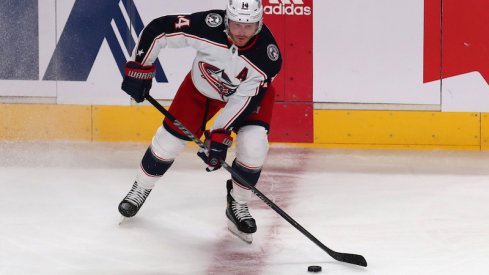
left=308, top=265, right=322, bottom=273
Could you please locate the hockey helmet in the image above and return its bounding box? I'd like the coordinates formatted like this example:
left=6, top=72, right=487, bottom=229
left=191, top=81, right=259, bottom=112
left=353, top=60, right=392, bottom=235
left=225, top=0, right=263, bottom=35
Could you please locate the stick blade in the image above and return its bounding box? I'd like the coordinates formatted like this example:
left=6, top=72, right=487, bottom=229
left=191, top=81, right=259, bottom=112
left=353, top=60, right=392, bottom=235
left=334, top=252, right=368, bottom=267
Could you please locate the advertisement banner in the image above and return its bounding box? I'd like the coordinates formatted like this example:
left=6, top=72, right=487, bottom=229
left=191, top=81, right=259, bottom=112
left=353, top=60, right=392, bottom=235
left=1, top=0, right=488, bottom=112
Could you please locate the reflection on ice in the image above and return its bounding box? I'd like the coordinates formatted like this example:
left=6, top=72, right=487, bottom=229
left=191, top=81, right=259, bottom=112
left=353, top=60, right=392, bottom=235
left=1, top=141, right=489, bottom=274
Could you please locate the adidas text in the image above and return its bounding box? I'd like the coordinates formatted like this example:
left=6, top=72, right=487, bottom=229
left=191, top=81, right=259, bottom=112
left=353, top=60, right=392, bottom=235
left=264, top=4, right=312, bottom=16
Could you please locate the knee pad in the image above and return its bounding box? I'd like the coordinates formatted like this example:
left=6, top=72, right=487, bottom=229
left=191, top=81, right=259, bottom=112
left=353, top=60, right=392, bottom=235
left=235, top=125, right=269, bottom=169
left=136, top=126, right=186, bottom=189
left=151, top=125, right=187, bottom=160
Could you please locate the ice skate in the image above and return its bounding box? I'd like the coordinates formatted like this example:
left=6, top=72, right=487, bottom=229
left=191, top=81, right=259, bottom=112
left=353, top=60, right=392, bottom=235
left=226, top=180, right=256, bottom=243
left=118, top=181, right=152, bottom=221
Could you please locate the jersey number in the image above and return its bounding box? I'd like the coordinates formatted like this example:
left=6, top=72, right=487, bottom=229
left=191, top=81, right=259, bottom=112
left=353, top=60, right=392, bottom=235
left=175, top=16, right=190, bottom=29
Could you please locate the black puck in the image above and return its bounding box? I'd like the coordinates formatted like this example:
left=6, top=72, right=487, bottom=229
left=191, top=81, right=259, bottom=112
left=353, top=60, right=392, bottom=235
left=308, top=265, right=322, bottom=273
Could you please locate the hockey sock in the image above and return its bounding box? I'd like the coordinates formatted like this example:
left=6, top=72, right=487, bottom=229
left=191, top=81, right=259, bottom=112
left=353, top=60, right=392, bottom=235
left=137, top=146, right=174, bottom=189
left=230, top=160, right=262, bottom=202
left=231, top=159, right=262, bottom=188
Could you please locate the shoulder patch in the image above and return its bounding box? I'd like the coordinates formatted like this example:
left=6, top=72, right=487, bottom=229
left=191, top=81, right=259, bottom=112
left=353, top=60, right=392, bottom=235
left=205, top=13, right=223, bottom=28
left=267, top=44, right=280, bottom=61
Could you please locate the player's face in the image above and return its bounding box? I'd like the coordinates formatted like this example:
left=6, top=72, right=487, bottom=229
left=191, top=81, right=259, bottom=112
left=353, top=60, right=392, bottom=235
left=228, top=20, right=259, bottom=47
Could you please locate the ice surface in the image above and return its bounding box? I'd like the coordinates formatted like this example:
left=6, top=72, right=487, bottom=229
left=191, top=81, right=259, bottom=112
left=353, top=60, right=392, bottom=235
left=1, top=141, right=489, bottom=274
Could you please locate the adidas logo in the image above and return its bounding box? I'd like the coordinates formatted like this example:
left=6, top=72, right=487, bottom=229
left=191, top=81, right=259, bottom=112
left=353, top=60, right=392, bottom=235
left=264, top=0, right=312, bottom=16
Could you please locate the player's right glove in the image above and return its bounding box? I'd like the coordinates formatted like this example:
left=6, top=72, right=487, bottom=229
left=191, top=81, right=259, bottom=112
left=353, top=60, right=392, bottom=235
left=121, top=61, right=156, bottom=103
left=197, top=129, right=233, bottom=172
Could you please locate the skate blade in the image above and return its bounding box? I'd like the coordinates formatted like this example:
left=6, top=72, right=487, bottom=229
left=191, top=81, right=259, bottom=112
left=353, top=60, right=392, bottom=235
left=118, top=216, right=130, bottom=225
left=227, top=219, right=253, bottom=244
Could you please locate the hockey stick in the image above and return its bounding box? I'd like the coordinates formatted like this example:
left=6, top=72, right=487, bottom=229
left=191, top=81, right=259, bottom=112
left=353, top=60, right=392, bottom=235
left=145, top=95, right=367, bottom=267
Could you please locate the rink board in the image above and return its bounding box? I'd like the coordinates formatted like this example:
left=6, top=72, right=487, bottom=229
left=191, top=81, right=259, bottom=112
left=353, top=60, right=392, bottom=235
left=482, top=113, right=489, bottom=151
left=314, top=110, right=482, bottom=150
left=92, top=105, right=164, bottom=142
left=1, top=104, right=488, bottom=151
left=0, top=104, right=91, bottom=141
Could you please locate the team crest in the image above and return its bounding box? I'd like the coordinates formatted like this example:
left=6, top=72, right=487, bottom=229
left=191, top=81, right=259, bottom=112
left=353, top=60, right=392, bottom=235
left=267, top=44, right=279, bottom=61
left=205, top=13, right=223, bottom=28
left=198, top=62, right=239, bottom=97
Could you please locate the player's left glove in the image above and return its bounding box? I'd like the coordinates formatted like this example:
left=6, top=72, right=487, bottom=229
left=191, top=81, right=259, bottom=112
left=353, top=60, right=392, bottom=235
left=197, top=129, right=233, bottom=172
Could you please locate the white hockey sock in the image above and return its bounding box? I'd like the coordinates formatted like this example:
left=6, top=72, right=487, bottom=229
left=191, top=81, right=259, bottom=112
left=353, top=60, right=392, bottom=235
left=135, top=165, right=160, bottom=189
left=231, top=180, right=252, bottom=204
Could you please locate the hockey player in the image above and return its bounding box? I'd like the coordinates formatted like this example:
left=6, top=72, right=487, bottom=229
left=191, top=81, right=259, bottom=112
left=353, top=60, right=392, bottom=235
left=118, top=0, right=282, bottom=243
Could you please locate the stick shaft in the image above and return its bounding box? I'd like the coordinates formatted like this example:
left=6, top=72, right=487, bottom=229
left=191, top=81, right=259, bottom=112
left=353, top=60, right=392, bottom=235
left=145, top=95, right=367, bottom=267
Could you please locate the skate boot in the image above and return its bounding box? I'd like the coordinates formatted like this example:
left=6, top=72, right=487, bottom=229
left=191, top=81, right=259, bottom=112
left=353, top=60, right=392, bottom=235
left=118, top=181, right=152, bottom=218
left=225, top=180, right=256, bottom=243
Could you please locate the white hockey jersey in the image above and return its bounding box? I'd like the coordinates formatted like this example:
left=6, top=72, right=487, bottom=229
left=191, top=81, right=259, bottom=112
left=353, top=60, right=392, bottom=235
left=132, top=9, right=282, bottom=130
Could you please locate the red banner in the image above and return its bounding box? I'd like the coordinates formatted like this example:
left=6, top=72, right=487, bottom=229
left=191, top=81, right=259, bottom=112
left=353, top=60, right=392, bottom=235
left=424, top=0, right=489, bottom=84
left=264, top=0, right=314, bottom=142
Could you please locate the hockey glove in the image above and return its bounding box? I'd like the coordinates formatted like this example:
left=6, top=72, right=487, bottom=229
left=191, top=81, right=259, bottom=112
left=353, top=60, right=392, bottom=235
left=121, top=61, right=156, bottom=103
left=197, top=129, right=233, bottom=172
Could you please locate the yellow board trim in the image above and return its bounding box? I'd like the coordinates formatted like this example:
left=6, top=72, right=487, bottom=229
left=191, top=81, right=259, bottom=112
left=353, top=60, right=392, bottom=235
left=276, top=142, right=481, bottom=151
left=482, top=113, right=489, bottom=151
left=314, top=110, right=482, bottom=150
left=0, top=104, right=91, bottom=141
left=0, top=104, right=488, bottom=151
left=92, top=106, right=164, bottom=142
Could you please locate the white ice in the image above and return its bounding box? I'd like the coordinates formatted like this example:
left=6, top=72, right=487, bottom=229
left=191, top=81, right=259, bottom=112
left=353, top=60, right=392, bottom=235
left=1, top=141, right=489, bottom=275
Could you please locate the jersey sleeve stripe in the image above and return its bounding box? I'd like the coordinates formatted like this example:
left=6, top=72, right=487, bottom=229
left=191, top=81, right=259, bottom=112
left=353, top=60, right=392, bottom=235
left=240, top=55, right=268, bottom=80
left=141, top=32, right=228, bottom=65
left=253, top=81, right=264, bottom=96
left=223, top=96, right=252, bottom=129
left=166, top=32, right=228, bottom=49
left=142, top=33, right=166, bottom=65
